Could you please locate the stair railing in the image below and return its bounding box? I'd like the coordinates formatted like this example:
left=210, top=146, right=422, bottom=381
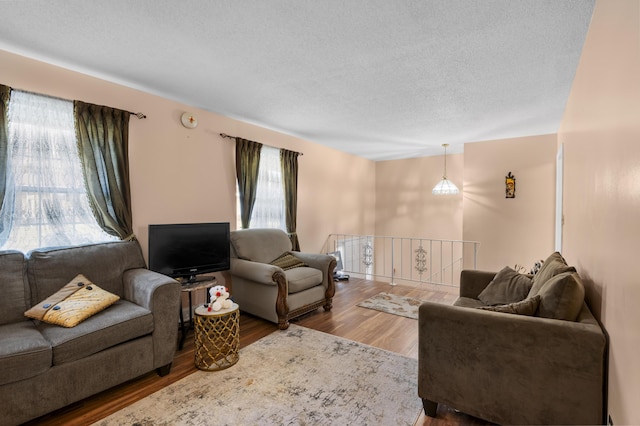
left=324, top=234, right=480, bottom=287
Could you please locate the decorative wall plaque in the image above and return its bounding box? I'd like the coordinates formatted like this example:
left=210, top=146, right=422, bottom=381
left=505, top=172, right=516, bottom=198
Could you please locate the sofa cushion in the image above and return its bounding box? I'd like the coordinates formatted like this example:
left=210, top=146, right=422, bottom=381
left=286, top=267, right=323, bottom=294
left=270, top=252, right=307, bottom=271
left=478, top=266, right=533, bottom=305
left=24, top=274, right=120, bottom=327
left=527, top=252, right=576, bottom=298
left=27, top=240, right=146, bottom=303
left=0, top=250, right=29, bottom=325
left=230, top=228, right=292, bottom=264
left=535, top=272, right=585, bottom=321
left=0, top=321, right=51, bottom=386
left=37, top=300, right=153, bottom=365
left=477, top=295, right=541, bottom=316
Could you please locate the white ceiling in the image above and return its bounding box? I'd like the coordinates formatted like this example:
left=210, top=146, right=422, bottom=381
left=0, top=0, right=594, bottom=161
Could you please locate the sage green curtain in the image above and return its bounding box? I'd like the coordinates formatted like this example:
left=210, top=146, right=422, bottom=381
left=74, top=101, right=133, bottom=239
left=0, top=85, right=11, bottom=245
left=236, top=138, right=262, bottom=229
left=280, top=148, right=300, bottom=251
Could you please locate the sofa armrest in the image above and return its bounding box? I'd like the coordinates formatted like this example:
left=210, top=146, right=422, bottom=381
left=290, top=252, right=334, bottom=273
left=123, top=268, right=181, bottom=369
left=418, top=301, right=606, bottom=424
left=459, top=269, right=496, bottom=298
left=230, top=258, right=283, bottom=285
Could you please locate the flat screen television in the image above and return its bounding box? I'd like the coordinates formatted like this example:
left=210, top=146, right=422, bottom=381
left=148, top=222, right=230, bottom=283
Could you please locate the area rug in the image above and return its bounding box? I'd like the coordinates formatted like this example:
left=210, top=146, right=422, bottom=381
left=357, top=292, right=423, bottom=319
left=94, top=324, right=422, bottom=426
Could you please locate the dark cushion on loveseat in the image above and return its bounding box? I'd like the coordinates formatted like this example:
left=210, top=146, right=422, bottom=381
left=527, top=251, right=576, bottom=297
left=477, top=295, right=541, bottom=316
left=530, top=271, right=585, bottom=321
left=477, top=266, right=532, bottom=305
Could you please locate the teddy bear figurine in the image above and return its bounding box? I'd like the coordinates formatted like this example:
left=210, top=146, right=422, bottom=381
left=207, top=285, right=232, bottom=312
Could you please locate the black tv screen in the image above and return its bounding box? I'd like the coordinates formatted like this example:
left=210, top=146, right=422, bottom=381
left=148, top=222, right=230, bottom=282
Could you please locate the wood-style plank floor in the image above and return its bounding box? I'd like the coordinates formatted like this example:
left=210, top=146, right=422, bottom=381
left=25, top=278, right=490, bottom=426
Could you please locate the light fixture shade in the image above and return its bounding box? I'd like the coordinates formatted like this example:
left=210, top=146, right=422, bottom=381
left=432, top=143, right=459, bottom=195
left=432, top=178, right=460, bottom=195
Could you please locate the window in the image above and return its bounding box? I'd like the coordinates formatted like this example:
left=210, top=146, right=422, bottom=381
left=0, top=91, right=117, bottom=253
left=236, top=145, right=286, bottom=230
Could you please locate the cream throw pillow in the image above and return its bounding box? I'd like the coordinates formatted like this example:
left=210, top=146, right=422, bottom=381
left=24, top=274, right=119, bottom=327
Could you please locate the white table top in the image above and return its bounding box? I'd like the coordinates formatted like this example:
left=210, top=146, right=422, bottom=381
left=195, top=302, right=239, bottom=317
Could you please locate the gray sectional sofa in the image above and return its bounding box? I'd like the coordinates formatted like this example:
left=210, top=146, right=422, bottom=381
left=0, top=241, right=181, bottom=426
left=418, top=252, right=607, bottom=425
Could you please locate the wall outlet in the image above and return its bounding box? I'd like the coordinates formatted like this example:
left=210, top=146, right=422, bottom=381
left=608, top=414, right=613, bottom=425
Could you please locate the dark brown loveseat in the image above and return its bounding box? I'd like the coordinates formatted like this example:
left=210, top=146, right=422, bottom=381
left=418, top=252, right=606, bottom=425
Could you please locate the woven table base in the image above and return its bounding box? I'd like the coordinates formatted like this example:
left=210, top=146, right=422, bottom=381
left=193, top=304, right=240, bottom=371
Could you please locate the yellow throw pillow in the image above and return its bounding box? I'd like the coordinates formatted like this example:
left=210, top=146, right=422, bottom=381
left=24, top=274, right=119, bottom=327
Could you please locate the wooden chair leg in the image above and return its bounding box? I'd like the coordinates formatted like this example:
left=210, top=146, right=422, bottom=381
left=278, top=316, right=290, bottom=330
left=422, top=398, right=438, bottom=417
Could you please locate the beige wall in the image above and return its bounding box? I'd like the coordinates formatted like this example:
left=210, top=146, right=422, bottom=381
left=559, top=1, right=640, bottom=424
left=463, top=135, right=557, bottom=271
left=4, top=2, right=639, bottom=419
left=0, top=49, right=376, bottom=261
left=375, top=153, right=463, bottom=241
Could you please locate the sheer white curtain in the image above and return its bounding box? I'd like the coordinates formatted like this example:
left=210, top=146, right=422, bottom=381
left=249, top=145, right=286, bottom=230
left=0, top=91, right=116, bottom=253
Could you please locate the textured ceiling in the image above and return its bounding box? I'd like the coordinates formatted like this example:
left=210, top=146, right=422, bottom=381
left=0, top=0, right=594, bottom=160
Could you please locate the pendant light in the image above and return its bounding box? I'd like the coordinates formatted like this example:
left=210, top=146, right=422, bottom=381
left=432, top=143, right=459, bottom=195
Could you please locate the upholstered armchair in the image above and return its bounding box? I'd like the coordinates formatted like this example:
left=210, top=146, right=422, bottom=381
left=229, top=228, right=336, bottom=329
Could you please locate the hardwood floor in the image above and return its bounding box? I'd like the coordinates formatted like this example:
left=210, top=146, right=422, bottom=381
left=26, top=278, right=490, bottom=426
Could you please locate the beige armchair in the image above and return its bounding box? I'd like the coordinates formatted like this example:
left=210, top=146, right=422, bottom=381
left=229, top=228, right=336, bottom=329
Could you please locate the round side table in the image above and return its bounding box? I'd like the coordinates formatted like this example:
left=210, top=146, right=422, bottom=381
left=193, top=303, right=240, bottom=371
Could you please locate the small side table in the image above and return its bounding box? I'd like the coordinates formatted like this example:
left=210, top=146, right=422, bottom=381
left=193, top=303, right=240, bottom=371
left=178, top=278, right=217, bottom=350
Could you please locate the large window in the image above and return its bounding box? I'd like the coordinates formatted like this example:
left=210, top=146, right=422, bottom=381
left=237, top=145, right=286, bottom=230
left=0, top=91, right=116, bottom=253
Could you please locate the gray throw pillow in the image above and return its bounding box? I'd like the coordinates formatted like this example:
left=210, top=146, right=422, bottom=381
left=535, top=271, right=585, bottom=321
left=527, top=252, right=576, bottom=298
left=477, top=295, right=541, bottom=316
left=478, top=266, right=533, bottom=305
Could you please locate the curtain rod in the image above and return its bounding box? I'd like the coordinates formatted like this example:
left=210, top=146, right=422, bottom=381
left=219, top=133, right=303, bottom=156
left=7, top=86, right=146, bottom=119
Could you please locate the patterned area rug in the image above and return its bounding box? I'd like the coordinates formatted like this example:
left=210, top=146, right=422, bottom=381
left=357, top=292, right=424, bottom=319
left=94, top=324, right=422, bottom=426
